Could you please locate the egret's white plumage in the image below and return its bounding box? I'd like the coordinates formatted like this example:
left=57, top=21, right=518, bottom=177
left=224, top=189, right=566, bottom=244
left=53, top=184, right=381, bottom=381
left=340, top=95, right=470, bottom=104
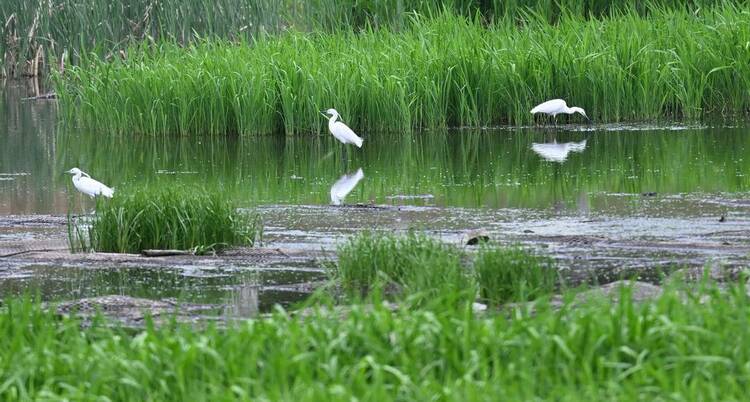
left=330, top=168, right=364, bottom=206
left=531, top=139, right=588, bottom=163
left=323, top=108, right=363, bottom=148
left=65, top=168, right=114, bottom=198
left=530, top=99, right=588, bottom=120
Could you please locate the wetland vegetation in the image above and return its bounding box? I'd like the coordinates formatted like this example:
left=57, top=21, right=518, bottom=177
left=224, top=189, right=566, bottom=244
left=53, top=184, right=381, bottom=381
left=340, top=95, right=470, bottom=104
left=2, top=0, right=750, bottom=400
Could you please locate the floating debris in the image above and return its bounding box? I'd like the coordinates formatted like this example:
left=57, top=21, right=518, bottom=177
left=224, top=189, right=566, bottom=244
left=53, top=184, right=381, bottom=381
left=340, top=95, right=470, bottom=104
left=463, top=230, right=490, bottom=246
left=385, top=194, right=435, bottom=200
left=155, top=170, right=199, bottom=175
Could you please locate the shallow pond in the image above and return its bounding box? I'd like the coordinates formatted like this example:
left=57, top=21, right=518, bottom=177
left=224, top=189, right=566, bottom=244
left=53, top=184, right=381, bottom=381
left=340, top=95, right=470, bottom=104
left=1, top=80, right=749, bottom=317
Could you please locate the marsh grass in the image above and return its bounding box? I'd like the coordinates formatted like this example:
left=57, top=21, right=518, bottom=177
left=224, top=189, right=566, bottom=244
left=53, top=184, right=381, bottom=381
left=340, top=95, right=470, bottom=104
left=335, top=231, right=471, bottom=300
left=2, top=280, right=750, bottom=400
left=58, top=5, right=750, bottom=135
left=474, top=245, right=558, bottom=305
left=68, top=185, right=261, bottom=253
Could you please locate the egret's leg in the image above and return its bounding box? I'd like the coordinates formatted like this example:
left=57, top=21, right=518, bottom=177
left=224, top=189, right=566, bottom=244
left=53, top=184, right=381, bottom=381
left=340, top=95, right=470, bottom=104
left=340, top=147, right=349, bottom=168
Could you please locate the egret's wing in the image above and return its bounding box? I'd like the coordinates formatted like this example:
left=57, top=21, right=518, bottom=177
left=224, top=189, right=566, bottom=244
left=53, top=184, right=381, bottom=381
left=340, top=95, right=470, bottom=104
left=77, top=176, right=114, bottom=198
left=330, top=169, right=365, bottom=205
left=531, top=143, right=569, bottom=163
left=530, top=99, right=565, bottom=114
left=332, top=122, right=363, bottom=148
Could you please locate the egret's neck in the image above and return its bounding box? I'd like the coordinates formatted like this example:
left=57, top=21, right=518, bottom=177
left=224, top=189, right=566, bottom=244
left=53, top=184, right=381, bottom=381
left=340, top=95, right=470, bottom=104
left=72, top=172, right=82, bottom=181
left=328, top=114, right=339, bottom=129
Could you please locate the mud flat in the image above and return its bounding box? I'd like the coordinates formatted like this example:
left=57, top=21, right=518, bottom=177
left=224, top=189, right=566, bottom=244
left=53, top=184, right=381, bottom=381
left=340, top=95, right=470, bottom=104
left=1, top=192, right=748, bottom=323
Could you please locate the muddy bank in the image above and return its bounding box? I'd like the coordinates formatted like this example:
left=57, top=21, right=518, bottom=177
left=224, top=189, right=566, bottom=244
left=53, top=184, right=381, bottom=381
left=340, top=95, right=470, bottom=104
left=1, top=196, right=749, bottom=323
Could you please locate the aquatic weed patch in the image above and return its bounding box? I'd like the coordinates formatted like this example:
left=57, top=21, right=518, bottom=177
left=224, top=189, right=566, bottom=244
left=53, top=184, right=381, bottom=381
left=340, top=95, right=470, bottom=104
left=68, top=185, right=260, bottom=253
left=1, top=282, right=750, bottom=400
left=335, top=231, right=471, bottom=300
left=474, top=245, right=558, bottom=305
left=58, top=6, right=750, bottom=135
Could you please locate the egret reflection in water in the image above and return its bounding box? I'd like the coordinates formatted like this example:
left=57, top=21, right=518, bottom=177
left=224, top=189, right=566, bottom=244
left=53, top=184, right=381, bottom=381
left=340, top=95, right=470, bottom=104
left=330, top=168, right=364, bottom=205
left=531, top=139, right=588, bottom=163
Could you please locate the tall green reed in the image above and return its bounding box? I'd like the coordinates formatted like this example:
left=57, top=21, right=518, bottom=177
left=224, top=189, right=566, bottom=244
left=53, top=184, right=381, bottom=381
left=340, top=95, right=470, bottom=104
left=57, top=5, right=750, bottom=135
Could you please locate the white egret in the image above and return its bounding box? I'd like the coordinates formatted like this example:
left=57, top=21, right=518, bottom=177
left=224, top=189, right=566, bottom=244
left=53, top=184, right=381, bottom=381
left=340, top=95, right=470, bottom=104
left=330, top=168, right=364, bottom=205
left=322, top=108, right=363, bottom=148
left=65, top=168, right=114, bottom=198
left=530, top=99, right=589, bottom=125
left=531, top=139, right=587, bottom=163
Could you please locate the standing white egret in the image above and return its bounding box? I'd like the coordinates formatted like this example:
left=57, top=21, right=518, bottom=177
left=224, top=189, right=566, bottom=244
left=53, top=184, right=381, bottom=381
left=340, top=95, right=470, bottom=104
left=530, top=99, right=589, bottom=125
left=330, top=168, right=364, bottom=206
left=65, top=168, right=114, bottom=198
left=531, top=139, right=587, bottom=163
left=322, top=108, right=363, bottom=148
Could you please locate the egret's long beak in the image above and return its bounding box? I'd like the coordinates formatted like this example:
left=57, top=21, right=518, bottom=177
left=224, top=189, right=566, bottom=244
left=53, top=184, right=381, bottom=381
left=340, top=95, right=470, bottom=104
left=320, top=110, right=329, bottom=118
left=64, top=169, right=73, bottom=174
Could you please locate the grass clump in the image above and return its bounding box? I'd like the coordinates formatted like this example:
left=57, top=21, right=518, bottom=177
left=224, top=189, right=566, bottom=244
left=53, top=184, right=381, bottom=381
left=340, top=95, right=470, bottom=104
left=474, top=245, right=558, bottom=305
left=335, top=231, right=470, bottom=300
left=69, top=185, right=260, bottom=253
left=2, top=281, right=750, bottom=400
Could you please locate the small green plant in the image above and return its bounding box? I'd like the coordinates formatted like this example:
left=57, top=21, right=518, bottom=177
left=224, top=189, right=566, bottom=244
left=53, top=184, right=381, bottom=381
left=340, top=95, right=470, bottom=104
left=474, top=245, right=558, bottom=305
left=67, top=185, right=261, bottom=253
left=335, top=231, right=470, bottom=300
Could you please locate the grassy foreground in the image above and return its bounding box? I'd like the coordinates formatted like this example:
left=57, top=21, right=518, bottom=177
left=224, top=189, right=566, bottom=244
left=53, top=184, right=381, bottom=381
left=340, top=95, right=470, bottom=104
left=1, top=281, right=749, bottom=400
left=58, top=6, right=750, bottom=135
left=68, top=185, right=260, bottom=253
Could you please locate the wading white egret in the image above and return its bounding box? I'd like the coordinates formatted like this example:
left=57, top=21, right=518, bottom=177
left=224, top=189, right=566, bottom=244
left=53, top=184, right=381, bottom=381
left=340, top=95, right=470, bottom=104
left=330, top=168, right=364, bottom=205
left=530, top=99, right=589, bottom=124
left=531, top=139, right=587, bottom=163
left=322, top=108, right=363, bottom=148
left=65, top=168, right=114, bottom=198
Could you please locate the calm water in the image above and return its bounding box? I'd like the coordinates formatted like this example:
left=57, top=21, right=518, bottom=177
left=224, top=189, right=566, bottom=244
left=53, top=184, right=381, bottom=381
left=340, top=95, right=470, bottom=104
left=2, top=81, right=748, bottom=214
left=1, top=79, right=749, bottom=315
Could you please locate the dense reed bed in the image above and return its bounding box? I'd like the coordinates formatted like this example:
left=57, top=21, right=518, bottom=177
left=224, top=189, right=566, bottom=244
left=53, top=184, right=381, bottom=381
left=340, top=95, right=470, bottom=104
left=58, top=6, right=750, bottom=135
left=2, top=280, right=750, bottom=400
left=68, top=185, right=261, bottom=253
left=1, top=0, right=733, bottom=76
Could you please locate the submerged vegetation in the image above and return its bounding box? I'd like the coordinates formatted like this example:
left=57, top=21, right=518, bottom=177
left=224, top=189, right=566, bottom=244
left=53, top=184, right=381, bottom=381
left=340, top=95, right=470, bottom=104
left=2, top=280, right=750, bottom=400
left=58, top=5, right=750, bottom=135
left=68, top=185, right=260, bottom=253
left=1, top=0, right=736, bottom=77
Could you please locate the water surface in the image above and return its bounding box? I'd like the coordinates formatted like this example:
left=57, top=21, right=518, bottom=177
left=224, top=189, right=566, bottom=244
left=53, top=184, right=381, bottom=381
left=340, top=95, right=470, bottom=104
left=1, top=80, right=749, bottom=315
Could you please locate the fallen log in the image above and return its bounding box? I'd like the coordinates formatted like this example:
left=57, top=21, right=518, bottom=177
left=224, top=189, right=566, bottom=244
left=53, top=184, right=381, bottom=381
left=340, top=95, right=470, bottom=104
left=140, top=249, right=194, bottom=257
